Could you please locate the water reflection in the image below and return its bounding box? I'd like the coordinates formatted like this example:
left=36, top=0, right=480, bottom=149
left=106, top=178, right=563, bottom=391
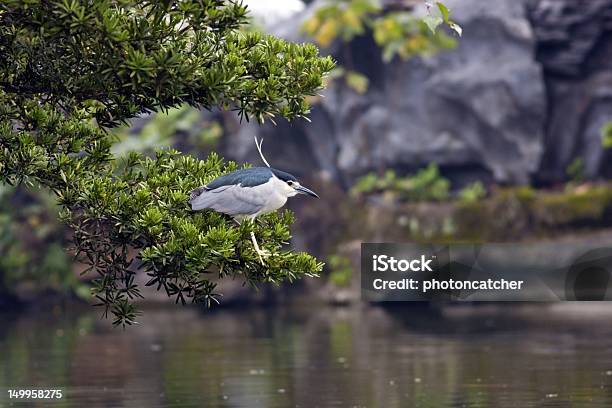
left=1, top=304, right=612, bottom=407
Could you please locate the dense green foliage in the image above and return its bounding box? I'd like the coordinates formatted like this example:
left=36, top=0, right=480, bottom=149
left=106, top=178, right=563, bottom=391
left=0, top=0, right=333, bottom=325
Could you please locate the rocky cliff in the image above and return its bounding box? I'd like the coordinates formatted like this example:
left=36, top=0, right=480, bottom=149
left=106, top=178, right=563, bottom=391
left=529, top=0, right=612, bottom=182
left=214, top=0, right=612, bottom=187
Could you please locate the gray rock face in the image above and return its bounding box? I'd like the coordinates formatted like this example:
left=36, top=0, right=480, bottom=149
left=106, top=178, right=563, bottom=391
left=327, top=0, right=546, bottom=185
left=528, top=0, right=612, bottom=182
left=217, top=0, right=612, bottom=186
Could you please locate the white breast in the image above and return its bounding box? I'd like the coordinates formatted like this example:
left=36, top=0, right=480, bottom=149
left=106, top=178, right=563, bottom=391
left=254, top=176, right=290, bottom=216
left=239, top=177, right=291, bottom=217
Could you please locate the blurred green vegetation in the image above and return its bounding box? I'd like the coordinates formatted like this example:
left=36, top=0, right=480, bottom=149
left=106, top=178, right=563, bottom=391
left=0, top=186, right=87, bottom=301
left=346, top=163, right=612, bottom=242
left=400, top=184, right=612, bottom=242
left=458, top=181, right=486, bottom=204
left=566, top=157, right=585, bottom=184
left=602, top=122, right=612, bottom=149
left=327, top=255, right=353, bottom=288
left=112, top=106, right=223, bottom=158
left=351, top=164, right=451, bottom=202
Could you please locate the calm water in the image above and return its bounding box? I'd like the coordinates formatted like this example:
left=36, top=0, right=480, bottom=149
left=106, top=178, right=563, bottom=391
left=1, top=303, right=612, bottom=407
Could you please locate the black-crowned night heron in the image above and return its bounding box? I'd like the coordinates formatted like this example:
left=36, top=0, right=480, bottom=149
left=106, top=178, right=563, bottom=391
left=189, top=138, right=318, bottom=264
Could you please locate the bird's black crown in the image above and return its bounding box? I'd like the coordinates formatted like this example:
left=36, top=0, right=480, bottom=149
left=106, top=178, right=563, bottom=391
left=270, top=168, right=297, bottom=182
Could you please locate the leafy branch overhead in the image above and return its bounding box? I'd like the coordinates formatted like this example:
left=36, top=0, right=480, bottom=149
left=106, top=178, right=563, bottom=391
left=0, top=0, right=333, bottom=326
left=303, top=0, right=460, bottom=93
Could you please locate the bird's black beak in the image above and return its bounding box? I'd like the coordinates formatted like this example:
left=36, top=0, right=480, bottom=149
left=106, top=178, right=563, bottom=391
left=295, top=185, right=319, bottom=198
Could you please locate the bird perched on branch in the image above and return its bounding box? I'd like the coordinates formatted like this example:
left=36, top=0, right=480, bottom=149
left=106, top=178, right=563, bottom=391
left=189, top=137, right=319, bottom=264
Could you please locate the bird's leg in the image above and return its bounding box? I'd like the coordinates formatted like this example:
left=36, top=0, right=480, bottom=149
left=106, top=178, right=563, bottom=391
left=250, top=231, right=270, bottom=265
left=237, top=216, right=270, bottom=265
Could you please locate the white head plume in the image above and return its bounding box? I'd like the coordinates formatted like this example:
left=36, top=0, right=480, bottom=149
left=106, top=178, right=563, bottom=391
left=254, top=136, right=271, bottom=168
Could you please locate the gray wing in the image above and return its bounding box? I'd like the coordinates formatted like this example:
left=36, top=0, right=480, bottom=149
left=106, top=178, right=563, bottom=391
left=189, top=184, right=265, bottom=217
left=206, top=167, right=273, bottom=189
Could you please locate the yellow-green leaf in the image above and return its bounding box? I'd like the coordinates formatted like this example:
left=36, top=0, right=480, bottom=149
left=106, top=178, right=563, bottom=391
left=345, top=71, right=369, bottom=94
